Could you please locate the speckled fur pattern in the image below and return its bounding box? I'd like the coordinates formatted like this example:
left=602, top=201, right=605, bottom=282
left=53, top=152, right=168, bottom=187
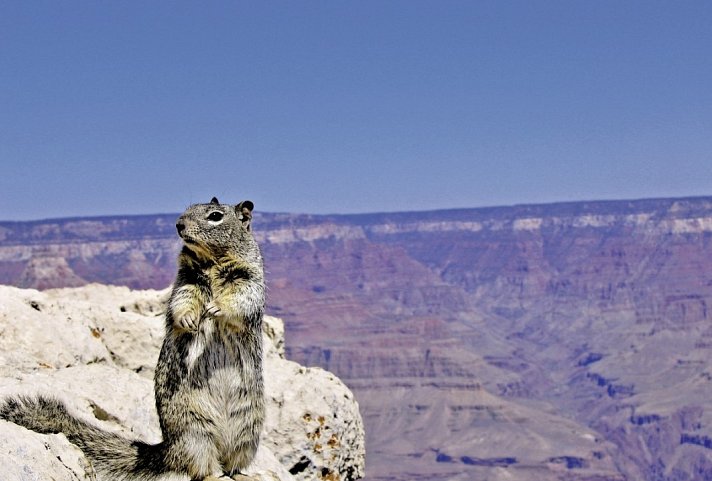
left=0, top=198, right=266, bottom=481
left=158, top=198, right=265, bottom=479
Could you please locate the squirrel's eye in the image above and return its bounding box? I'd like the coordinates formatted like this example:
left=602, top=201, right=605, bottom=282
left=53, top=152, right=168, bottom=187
left=207, top=211, right=224, bottom=222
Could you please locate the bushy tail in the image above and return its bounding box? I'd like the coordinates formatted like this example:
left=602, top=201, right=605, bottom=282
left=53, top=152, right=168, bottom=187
left=0, top=395, right=167, bottom=481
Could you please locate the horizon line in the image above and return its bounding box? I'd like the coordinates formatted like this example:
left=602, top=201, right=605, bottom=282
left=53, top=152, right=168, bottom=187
left=3, top=194, right=712, bottom=225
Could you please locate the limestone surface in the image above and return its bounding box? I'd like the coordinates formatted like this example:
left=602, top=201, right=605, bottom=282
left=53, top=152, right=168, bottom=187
left=0, top=284, right=365, bottom=481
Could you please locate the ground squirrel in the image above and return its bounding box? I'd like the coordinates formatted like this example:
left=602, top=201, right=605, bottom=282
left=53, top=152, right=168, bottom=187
left=0, top=197, right=266, bottom=481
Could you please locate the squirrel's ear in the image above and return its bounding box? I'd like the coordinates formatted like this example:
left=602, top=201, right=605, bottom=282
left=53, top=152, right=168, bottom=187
left=236, top=201, right=254, bottom=231
left=210, top=197, right=220, bottom=205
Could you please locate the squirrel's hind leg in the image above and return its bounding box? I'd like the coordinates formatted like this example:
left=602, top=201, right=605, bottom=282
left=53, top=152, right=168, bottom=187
left=221, top=440, right=258, bottom=478
left=166, top=432, right=221, bottom=481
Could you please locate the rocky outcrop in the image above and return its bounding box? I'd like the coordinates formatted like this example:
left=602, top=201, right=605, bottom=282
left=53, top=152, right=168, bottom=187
left=0, top=421, right=94, bottom=481
left=0, top=284, right=365, bottom=481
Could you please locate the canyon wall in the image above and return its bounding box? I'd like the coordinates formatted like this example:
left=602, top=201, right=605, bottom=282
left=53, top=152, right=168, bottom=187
left=2, top=197, right=712, bottom=480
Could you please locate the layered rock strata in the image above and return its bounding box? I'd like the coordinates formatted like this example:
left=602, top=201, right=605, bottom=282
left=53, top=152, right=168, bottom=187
left=3, top=197, right=712, bottom=480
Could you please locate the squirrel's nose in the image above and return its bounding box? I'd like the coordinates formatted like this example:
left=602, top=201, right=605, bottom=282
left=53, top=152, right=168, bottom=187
left=176, top=222, right=186, bottom=236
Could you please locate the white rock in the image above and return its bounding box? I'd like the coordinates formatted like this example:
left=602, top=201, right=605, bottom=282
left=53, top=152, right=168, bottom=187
left=263, top=314, right=286, bottom=360
left=0, top=285, right=112, bottom=375
left=0, top=284, right=365, bottom=481
left=0, top=365, right=159, bottom=442
left=263, top=359, right=366, bottom=481
left=0, top=421, right=95, bottom=481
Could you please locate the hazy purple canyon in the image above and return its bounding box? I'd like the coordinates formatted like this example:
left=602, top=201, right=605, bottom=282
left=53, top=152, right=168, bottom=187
left=2, top=197, right=712, bottom=481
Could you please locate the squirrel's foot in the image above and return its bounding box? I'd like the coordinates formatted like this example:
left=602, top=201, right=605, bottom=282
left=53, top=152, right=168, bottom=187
left=196, top=475, right=257, bottom=481
left=230, top=474, right=258, bottom=481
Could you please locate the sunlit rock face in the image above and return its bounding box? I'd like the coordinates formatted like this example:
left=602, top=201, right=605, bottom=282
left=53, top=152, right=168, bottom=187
left=0, top=285, right=365, bottom=481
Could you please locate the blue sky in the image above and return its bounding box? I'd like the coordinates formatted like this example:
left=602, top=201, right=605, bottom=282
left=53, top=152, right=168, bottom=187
left=1, top=1, right=711, bottom=220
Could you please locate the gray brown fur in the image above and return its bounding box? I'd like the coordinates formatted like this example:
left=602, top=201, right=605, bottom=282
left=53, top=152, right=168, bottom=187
left=0, top=198, right=266, bottom=481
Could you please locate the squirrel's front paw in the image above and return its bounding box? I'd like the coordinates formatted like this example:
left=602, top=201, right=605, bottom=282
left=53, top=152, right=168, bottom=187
left=205, top=301, right=223, bottom=319
left=174, top=312, right=199, bottom=331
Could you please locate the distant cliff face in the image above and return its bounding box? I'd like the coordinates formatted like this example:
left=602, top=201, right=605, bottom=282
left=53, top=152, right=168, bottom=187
left=3, top=197, right=712, bottom=481
left=0, top=215, right=178, bottom=289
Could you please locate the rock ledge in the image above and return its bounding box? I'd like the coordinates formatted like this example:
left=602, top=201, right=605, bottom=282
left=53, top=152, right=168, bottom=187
left=0, top=284, right=365, bottom=481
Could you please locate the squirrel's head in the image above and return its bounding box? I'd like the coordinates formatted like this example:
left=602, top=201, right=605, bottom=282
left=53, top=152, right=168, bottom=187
left=176, top=197, right=254, bottom=259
